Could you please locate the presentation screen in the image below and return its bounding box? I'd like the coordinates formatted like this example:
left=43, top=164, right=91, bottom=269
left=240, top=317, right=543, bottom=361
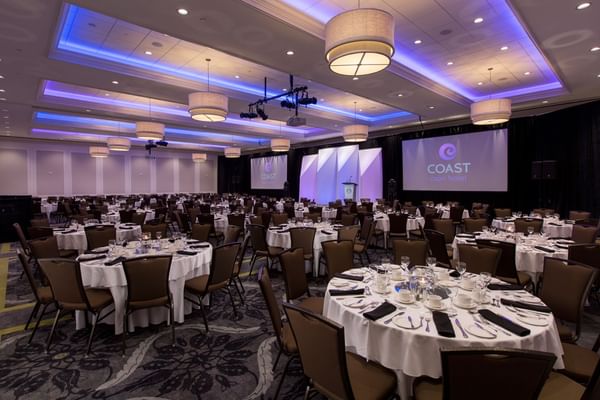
left=251, top=154, right=288, bottom=189
left=402, top=129, right=508, bottom=192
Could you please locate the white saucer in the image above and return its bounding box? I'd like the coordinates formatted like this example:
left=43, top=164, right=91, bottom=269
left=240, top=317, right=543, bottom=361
left=330, top=279, right=350, bottom=288
left=392, top=315, right=423, bottom=329
left=516, top=314, right=550, bottom=327
left=396, top=296, right=416, bottom=304
left=424, top=302, right=447, bottom=311
left=342, top=298, right=372, bottom=308
left=371, top=285, right=392, bottom=295
left=438, top=280, right=458, bottom=288
left=453, top=298, right=478, bottom=309
left=465, top=324, right=497, bottom=339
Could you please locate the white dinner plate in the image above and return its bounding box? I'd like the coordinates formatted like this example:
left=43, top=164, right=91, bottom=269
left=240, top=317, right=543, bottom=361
left=392, top=315, right=423, bottom=330
left=424, top=302, right=447, bottom=311
left=465, top=324, right=497, bottom=339
left=330, top=279, right=350, bottom=288
left=452, top=298, right=478, bottom=310
left=346, top=269, right=365, bottom=276
left=516, top=314, right=550, bottom=327
left=371, top=285, right=392, bottom=295
left=342, top=298, right=371, bottom=308
left=387, top=264, right=402, bottom=270
left=438, top=280, right=458, bottom=288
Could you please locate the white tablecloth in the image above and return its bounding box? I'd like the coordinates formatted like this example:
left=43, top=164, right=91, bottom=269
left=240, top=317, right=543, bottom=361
left=323, top=267, right=564, bottom=399
left=76, top=242, right=212, bottom=334
left=491, top=218, right=573, bottom=239
left=102, top=210, right=156, bottom=224
left=374, top=213, right=425, bottom=247
left=440, top=208, right=470, bottom=220
left=41, top=203, right=57, bottom=219
left=292, top=207, right=337, bottom=221
left=54, top=224, right=143, bottom=253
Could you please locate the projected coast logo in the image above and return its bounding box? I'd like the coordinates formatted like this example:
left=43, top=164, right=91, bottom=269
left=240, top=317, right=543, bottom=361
left=438, top=143, right=457, bottom=161
left=427, top=143, right=471, bottom=178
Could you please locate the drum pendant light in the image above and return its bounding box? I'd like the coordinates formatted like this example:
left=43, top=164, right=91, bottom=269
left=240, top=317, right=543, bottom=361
left=89, top=146, right=109, bottom=158
left=343, top=102, right=368, bottom=142
left=188, top=59, right=228, bottom=122
left=471, top=68, right=512, bottom=125
left=107, top=137, right=130, bottom=151
left=136, top=99, right=165, bottom=140
left=224, top=147, right=241, bottom=158
left=192, top=153, right=207, bottom=163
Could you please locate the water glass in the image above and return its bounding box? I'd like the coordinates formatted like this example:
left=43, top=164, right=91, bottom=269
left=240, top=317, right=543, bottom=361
left=527, top=226, right=534, bottom=236
left=380, top=256, right=391, bottom=269
left=155, top=231, right=162, bottom=241
left=455, top=261, right=466, bottom=279
left=400, top=256, right=411, bottom=271
left=426, top=257, right=436, bottom=268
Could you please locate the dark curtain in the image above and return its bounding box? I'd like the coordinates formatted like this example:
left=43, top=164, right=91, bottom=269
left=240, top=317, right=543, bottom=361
left=218, top=100, right=600, bottom=216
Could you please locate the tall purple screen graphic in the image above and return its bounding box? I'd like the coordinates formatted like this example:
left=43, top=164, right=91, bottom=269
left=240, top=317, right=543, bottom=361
left=251, top=155, right=288, bottom=189
left=402, top=129, right=508, bottom=192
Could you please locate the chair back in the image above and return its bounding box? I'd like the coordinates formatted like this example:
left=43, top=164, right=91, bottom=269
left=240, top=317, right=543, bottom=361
left=449, top=205, right=465, bottom=223
left=337, top=226, right=360, bottom=242
left=392, top=239, right=427, bottom=265
left=197, top=213, right=216, bottom=234
left=322, top=240, right=354, bottom=279
left=271, top=213, right=288, bottom=226
left=457, top=244, right=501, bottom=275
left=305, top=213, right=320, bottom=223
left=476, top=239, right=519, bottom=282
left=248, top=224, right=269, bottom=252
left=405, top=206, right=417, bottom=216
left=119, top=209, right=134, bottom=223
left=258, top=268, right=285, bottom=346
left=388, top=213, right=408, bottom=235
left=283, top=303, right=354, bottom=400
left=85, top=225, right=116, bottom=249
left=424, top=229, right=451, bottom=267
left=30, top=218, right=50, bottom=227
left=122, top=255, right=172, bottom=306
left=340, top=213, right=356, bottom=226
left=260, top=211, right=272, bottom=228
left=569, top=210, right=591, bottom=222
left=227, top=213, right=245, bottom=229
left=191, top=224, right=211, bottom=242
left=13, top=223, right=31, bottom=255
left=289, top=227, right=316, bottom=257
left=568, top=243, right=600, bottom=288
left=440, top=348, right=555, bottom=400
left=131, top=212, right=146, bottom=226
left=28, top=226, right=54, bottom=239
left=38, top=258, right=90, bottom=310
left=29, top=236, right=61, bottom=259
left=279, top=248, right=310, bottom=300
left=17, top=250, right=43, bottom=303
left=208, top=243, right=241, bottom=288
left=142, top=223, right=167, bottom=239
left=514, top=218, right=543, bottom=233
left=540, top=257, right=596, bottom=338
left=495, top=208, right=512, bottom=218
left=359, top=215, right=375, bottom=243
left=464, top=218, right=488, bottom=233
left=582, top=357, right=600, bottom=400
left=224, top=225, right=242, bottom=244
left=432, top=218, right=455, bottom=243
left=571, top=225, right=597, bottom=244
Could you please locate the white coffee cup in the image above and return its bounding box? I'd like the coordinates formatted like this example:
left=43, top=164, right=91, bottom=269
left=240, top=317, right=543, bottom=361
left=455, top=293, right=472, bottom=307
left=398, top=290, right=412, bottom=302
left=461, top=278, right=475, bottom=290
left=391, top=270, right=405, bottom=281
left=427, top=294, right=442, bottom=308
left=437, top=270, right=450, bottom=281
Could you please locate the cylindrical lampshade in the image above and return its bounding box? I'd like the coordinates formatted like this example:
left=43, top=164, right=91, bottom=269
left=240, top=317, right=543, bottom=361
left=89, top=146, right=109, bottom=158
left=224, top=147, right=241, bottom=158
left=343, top=124, right=369, bottom=142
left=325, top=8, right=395, bottom=76
left=192, top=153, right=207, bottom=163
left=188, top=92, right=228, bottom=122
left=271, top=138, right=290, bottom=152
left=107, top=137, right=130, bottom=151
left=136, top=121, right=165, bottom=140
left=470, top=98, right=512, bottom=125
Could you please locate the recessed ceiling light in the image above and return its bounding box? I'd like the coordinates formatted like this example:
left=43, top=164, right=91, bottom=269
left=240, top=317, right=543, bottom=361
left=144, top=50, right=153, bottom=55
left=477, top=82, right=483, bottom=86
left=591, top=46, right=600, bottom=52
left=473, top=17, right=484, bottom=24
left=0, top=98, right=6, bottom=101
left=0, top=75, right=4, bottom=79
left=111, top=80, right=119, bottom=85
left=397, top=93, right=403, bottom=97
left=542, top=100, right=549, bottom=104
left=177, top=8, right=189, bottom=15
left=282, top=88, right=287, bottom=91
left=414, top=39, right=422, bottom=45
left=524, top=71, right=531, bottom=75
left=0, top=89, right=5, bottom=92
left=429, top=106, right=435, bottom=109
left=234, top=75, right=240, bottom=79
left=500, top=46, right=509, bottom=51
left=352, top=77, right=359, bottom=80
left=85, top=109, right=91, bottom=112
left=286, top=50, right=295, bottom=56
left=104, top=93, right=110, bottom=96
left=320, top=98, right=325, bottom=101
left=359, top=108, right=363, bottom=112
left=447, top=61, right=454, bottom=66
left=577, top=2, right=591, bottom=10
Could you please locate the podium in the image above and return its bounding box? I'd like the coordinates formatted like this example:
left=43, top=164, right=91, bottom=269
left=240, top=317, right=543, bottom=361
left=342, top=182, right=358, bottom=202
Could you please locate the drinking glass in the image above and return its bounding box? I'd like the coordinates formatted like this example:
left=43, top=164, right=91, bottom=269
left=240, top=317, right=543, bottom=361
left=317, top=217, right=322, bottom=224
left=426, top=257, right=436, bottom=269
left=455, top=261, right=466, bottom=280
left=400, top=256, right=411, bottom=272
left=155, top=231, right=162, bottom=241
left=108, top=239, right=116, bottom=256
left=527, top=226, right=534, bottom=236
left=479, top=271, right=492, bottom=292
left=380, top=256, right=390, bottom=270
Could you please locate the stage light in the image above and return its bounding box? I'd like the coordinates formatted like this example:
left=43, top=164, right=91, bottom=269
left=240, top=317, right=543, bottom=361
left=240, top=111, right=258, bottom=119
left=256, top=105, right=269, bottom=120
left=280, top=99, right=296, bottom=109
left=298, top=96, right=318, bottom=106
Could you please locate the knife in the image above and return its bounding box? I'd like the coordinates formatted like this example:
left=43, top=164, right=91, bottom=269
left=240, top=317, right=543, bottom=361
left=455, top=318, right=469, bottom=338
left=474, top=322, right=497, bottom=337
left=408, top=315, right=415, bottom=329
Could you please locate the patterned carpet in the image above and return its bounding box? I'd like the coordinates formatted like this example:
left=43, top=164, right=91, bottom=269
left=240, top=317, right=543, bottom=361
left=0, top=243, right=598, bottom=399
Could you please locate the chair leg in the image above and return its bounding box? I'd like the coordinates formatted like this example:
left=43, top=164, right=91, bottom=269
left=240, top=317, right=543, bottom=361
left=272, top=346, right=283, bottom=371
left=199, top=296, right=209, bottom=333
left=122, top=311, right=128, bottom=356
left=46, top=308, right=62, bottom=353
left=86, top=312, right=99, bottom=356
left=237, top=276, right=245, bottom=293
left=303, top=383, right=313, bottom=400
left=247, top=253, right=257, bottom=280
left=365, top=250, right=371, bottom=264
left=232, top=279, right=244, bottom=304
left=274, top=355, right=294, bottom=400
left=25, top=302, right=40, bottom=331
left=29, top=303, right=49, bottom=344
left=226, top=287, right=237, bottom=315
left=170, top=304, right=175, bottom=346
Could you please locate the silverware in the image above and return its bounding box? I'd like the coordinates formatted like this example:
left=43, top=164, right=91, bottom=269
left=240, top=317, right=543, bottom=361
left=425, top=318, right=431, bottom=332
left=476, top=315, right=513, bottom=337
left=383, top=311, right=405, bottom=325
left=455, top=318, right=468, bottom=338
left=474, top=322, right=497, bottom=337
left=408, top=315, right=415, bottom=329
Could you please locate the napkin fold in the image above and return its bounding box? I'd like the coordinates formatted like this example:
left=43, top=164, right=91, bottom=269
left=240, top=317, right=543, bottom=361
left=432, top=311, right=456, bottom=337
left=119, top=226, right=134, bottom=230
left=186, top=239, right=200, bottom=244
left=328, top=288, right=364, bottom=297
left=534, top=246, right=555, bottom=253
left=449, top=270, right=461, bottom=278
left=479, top=309, right=530, bottom=336
left=555, top=244, right=570, bottom=249
left=177, top=250, right=197, bottom=256
left=500, top=298, right=551, bottom=313
left=466, top=239, right=477, bottom=243
left=548, top=222, right=561, bottom=226
left=363, top=302, right=396, bottom=321
left=78, top=254, right=106, bottom=262
left=61, top=229, right=77, bottom=234
left=333, top=273, right=363, bottom=282
left=488, top=283, right=522, bottom=291
left=104, top=256, right=126, bottom=266
left=322, top=230, right=334, bottom=235
left=190, top=244, right=210, bottom=249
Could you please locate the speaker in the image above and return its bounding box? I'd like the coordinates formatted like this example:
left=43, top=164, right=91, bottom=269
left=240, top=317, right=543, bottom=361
left=531, top=160, right=556, bottom=180
left=531, top=161, right=543, bottom=180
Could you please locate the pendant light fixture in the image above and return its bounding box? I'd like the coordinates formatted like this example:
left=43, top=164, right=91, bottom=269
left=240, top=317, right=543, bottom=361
left=192, top=153, right=207, bottom=163
left=224, top=146, right=241, bottom=158
left=189, top=58, right=228, bottom=122
left=89, top=146, right=109, bottom=158
left=343, top=102, right=369, bottom=142
left=470, top=68, right=512, bottom=125
left=136, top=99, right=165, bottom=140
left=325, top=0, right=395, bottom=77
left=107, top=137, right=130, bottom=151
left=271, top=122, right=290, bottom=152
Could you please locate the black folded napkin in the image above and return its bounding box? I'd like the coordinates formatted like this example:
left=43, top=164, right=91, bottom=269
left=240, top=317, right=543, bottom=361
left=322, top=230, right=334, bottom=235
left=53, top=228, right=66, bottom=231
left=278, top=224, right=288, bottom=228
left=363, top=302, right=396, bottom=321
left=104, top=256, right=126, bottom=266
left=555, top=244, right=569, bottom=249
left=328, top=288, right=364, bottom=296
left=488, top=283, right=522, bottom=291
left=449, top=270, right=461, bottom=278
left=269, top=227, right=282, bottom=231
left=61, top=229, right=77, bottom=234
left=432, top=311, right=455, bottom=338
left=119, top=226, right=134, bottom=230
left=280, top=230, right=290, bottom=233
left=534, top=245, right=555, bottom=253
left=186, top=239, right=200, bottom=244
left=89, top=248, right=109, bottom=254
left=177, top=250, right=197, bottom=256
left=556, top=240, right=574, bottom=245
left=466, top=239, right=477, bottom=243
left=333, top=273, right=363, bottom=282
left=500, top=298, right=551, bottom=313
left=479, top=309, right=530, bottom=336
left=431, top=287, right=450, bottom=299
left=168, top=239, right=176, bottom=243
left=190, top=244, right=210, bottom=249
left=548, top=222, right=561, bottom=226
left=79, top=254, right=106, bottom=262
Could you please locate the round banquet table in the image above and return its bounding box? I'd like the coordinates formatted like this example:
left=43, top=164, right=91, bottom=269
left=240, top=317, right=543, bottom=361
left=323, top=267, right=564, bottom=399
left=265, top=222, right=338, bottom=276
left=374, top=212, right=425, bottom=247
left=491, top=218, right=573, bottom=239
left=54, top=223, right=143, bottom=254
left=102, top=210, right=156, bottom=224
left=440, top=208, right=470, bottom=220
left=41, top=202, right=57, bottom=220
left=293, top=207, right=338, bottom=221
left=75, top=240, right=212, bottom=335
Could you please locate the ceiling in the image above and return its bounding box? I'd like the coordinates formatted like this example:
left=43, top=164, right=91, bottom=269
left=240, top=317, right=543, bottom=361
left=0, top=0, right=598, bottom=154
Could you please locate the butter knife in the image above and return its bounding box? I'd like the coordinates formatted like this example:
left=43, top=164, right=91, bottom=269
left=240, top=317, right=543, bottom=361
left=408, top=315, right=415, bottom=329
left=455, top=318, right=469, bottom=338
left=474, top=322, right=497, bottom=337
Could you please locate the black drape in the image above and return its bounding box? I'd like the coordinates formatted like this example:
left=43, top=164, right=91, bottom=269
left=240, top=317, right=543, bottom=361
left=218, top=100, right=600, bottom=216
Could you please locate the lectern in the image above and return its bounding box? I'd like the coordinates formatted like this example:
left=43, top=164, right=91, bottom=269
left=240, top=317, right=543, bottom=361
left=342, top=182, right=358, bottom=202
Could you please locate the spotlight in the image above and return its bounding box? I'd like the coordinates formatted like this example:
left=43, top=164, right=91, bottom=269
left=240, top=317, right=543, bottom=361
left=240, top=112, right=258, bottom=119
left=256, top=106, right=269, bottom=120
left=280, top=99, right=296, bottom=109
left=298, top=96, right=318, bottom=106
left=155, top=140, right=168, bottom=147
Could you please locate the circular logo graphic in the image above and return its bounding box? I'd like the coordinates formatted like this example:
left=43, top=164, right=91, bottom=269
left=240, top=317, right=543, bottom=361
left=438, top=143, right=457, bottom=161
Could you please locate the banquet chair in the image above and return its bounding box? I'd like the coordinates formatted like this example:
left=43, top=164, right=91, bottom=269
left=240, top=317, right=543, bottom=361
left=303, top=213, right=319, bottom=223
left=13, top=222, right=33, bottom=261
left=247, top=224, right=284, bottom=278
left=30, top=218, right=50, bottom=227
left=392, top=239, right=427, bottom=266
left=38, top=258, right=114, bottom=355
left=229, top=234, right=250, bottom=302
left=227, top=213, right=246, bottom=232
left=131, top=212, right=146, bottom=226
left=338, top=225, right=360, bottom=243
left=289, top=227, right=317, bottom=275
left=341, top=213, right=357, bottom=226
left=456, top=244, right=501, bottom=275
left=29, top=236, right=78, bottom=260
left=27, top=226, right=54, bottom=240
left=514, top=218, right=543, bottom=234
left=184, top=242, right=241, bottom=332
left=414, top=348, right=555, bottom=400
left=405, top=206, right=418, bottom=216
left=283, top=303, right=398, bottom=400
left=463, top=218, right=488, bottom=233
left=432, top=219, right=455, bottom=244
left=121, top=255, right=174, bottom=355
left=539, top=354, right=600, bottom=400
left=258, top=268, right=298, bottom=400
left=197, top=213, right=224, bottom=244
left=558, top=331, right=600, bottom=384
left=353, top=216, right=375, bottom=267
left=279, top=248, right=323, bottom=314
left=190, top=223, right=211, bottom=243
left=449, top=205, right=465, bottom=230
left=142, top=223, right=167, bottom=240
left=187, top=208, right=201, bottom=224
left=494, top=208, right=512, bottom=218
left=85, top=225, right=116, bottom=250
left=119, top=209, right=134, bottom=223
left=539, top=257, right=596, bottom=343
left=322, top=240, right=355, bottom=280
left=568, top=243, right=600, bottom=303
left=249, top=215, right=261, bottom=225
left=571, top=225, right=598, bottom=244
left=569, top=210, right=592, bottom=223
left=261, top=211, right=272, bottom=228
left=173, top=211, right=192, bottom=234
left=17, top=250, right=54, bottom=344
left=424, top=229, right=452, bottom=268
left=388, top=213, right=409, bottom=245
left=223, top=225, right=242, bottom=244
left=475, top=239, right=532, bottom=289
left=271, top=213, right=288, bottom=226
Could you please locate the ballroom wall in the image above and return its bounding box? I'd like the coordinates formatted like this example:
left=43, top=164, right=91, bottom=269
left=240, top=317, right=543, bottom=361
left=0, top=139, right=218, bottom=196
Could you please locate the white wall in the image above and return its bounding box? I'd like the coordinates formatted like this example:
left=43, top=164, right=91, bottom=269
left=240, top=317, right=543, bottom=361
left=0, top=139, right=218, bottom=196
